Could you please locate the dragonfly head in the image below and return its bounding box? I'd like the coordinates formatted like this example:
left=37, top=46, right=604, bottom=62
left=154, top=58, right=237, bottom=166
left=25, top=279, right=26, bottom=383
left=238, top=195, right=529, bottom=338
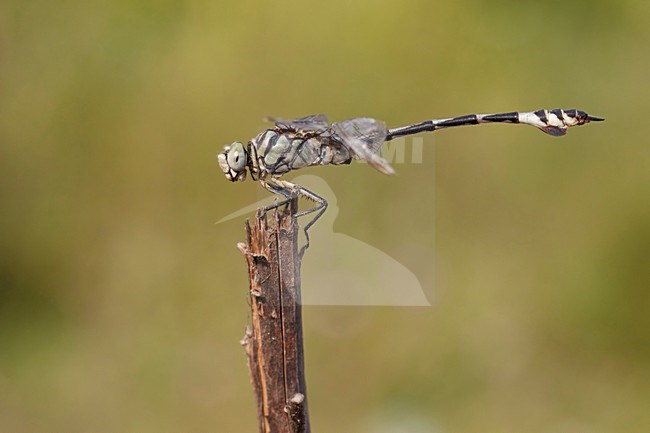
left=218, top=142, right=248, bottom=182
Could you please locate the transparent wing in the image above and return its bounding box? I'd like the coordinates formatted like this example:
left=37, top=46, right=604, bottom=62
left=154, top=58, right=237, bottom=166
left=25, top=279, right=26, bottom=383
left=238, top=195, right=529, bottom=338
left=266, top=114, right=330, bottom=132
left=332, top=117, right=394, bottom=175
left=538, top=125, right=568, bottom=136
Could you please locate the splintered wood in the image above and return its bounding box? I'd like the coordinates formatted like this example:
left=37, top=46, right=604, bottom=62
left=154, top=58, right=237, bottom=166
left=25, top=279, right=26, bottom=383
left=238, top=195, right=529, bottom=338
left=238, top=199, right=310, bottom=433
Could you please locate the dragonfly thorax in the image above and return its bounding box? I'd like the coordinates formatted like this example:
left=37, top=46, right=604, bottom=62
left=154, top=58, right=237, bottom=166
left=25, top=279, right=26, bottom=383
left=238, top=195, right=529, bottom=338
left=251, top=129, right=353, bottom=178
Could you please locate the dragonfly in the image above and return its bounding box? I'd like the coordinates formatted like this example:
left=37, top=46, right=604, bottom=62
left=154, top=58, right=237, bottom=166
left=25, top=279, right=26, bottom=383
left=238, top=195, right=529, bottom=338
left=218, top=108, right=603, bottom=255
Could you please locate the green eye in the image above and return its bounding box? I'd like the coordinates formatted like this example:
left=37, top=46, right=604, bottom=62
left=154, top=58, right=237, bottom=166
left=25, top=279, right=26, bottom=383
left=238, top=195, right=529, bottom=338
left=227, top=142, right=246, bottom=171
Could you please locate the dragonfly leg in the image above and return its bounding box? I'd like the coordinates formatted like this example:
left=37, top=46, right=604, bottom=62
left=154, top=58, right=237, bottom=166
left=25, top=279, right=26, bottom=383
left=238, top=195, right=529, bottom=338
left=293, top=185, right=328, bottom=258
left=261, top=178, right=328, bottom=257
left=260, top=179, right=293, bottom=213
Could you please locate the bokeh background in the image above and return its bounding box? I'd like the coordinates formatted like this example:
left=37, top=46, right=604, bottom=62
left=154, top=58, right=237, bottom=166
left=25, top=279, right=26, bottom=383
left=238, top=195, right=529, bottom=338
left=1, top=1, right=649, bottom=432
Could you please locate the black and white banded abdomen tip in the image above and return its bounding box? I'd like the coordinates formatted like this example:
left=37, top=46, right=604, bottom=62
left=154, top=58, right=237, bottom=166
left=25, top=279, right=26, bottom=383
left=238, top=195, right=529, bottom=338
left=519, top=109, right=604, bottom=136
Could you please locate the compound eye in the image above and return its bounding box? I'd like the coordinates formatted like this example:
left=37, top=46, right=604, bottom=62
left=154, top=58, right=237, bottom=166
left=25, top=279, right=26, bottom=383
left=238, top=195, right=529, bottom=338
left=227, top=142, right=246, bottom=171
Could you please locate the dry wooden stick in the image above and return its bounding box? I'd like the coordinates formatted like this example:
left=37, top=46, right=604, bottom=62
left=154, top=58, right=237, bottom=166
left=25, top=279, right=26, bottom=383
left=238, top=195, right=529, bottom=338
left=238, top=197, right=310, bottom=433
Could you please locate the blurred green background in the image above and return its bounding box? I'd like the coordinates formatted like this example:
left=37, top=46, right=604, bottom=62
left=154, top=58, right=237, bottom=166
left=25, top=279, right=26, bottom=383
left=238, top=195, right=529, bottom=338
left=1, top=0, right=649, bottom=432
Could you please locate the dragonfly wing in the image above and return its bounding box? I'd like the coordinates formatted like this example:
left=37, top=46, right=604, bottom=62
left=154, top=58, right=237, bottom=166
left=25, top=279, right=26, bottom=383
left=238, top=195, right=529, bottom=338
left=538, top=125, right=568, bottom=136
left=332, top=118, right=394, bottom=175
left=266, top=114, right=330, bottom=132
